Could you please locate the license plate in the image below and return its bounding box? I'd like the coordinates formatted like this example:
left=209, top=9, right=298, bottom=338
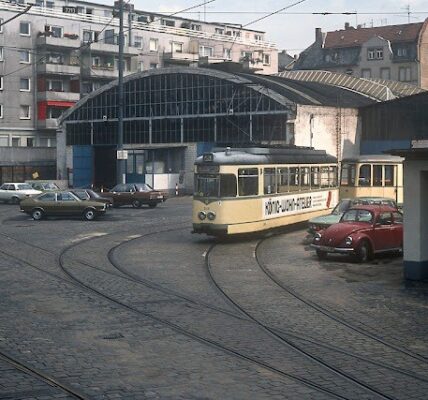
left=157, top=195, right=163, bottom=199
left=319, top=245, right=334, bottom=252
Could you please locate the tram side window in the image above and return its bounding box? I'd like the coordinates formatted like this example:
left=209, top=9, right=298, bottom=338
left=384, top=165, right=395, bottom=187
left=220, top=174, right=237, bottom=197
left=373, top=165, right=382, bottom=186
left=321, top=166, right=337, bottom=188
left=238, top=168, right=259, bottom=196
left=289, top=167, right=299, bottom=192
left=359, top=164, right=371, bottom=186
left=264, top=168, right=276, bottom=194
left=340, top=164, right=356, bottom=186
left=300, top=167, right=310, bottom=190
left=277, top=168, right=289, bottom=193
left=311, top=167, right=320, bottom=189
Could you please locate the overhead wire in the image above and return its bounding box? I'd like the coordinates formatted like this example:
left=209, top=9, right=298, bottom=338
left=0, top=3, right=33, bottom=27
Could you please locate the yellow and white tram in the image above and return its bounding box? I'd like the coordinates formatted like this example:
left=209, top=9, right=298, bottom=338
left=340, top=155, right=404, bottom=205
left=192, top=146, right=339, bottom=236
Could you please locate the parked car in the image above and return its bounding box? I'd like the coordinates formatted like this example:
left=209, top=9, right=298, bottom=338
left=0, top=183, right=41, bottom=204
left=20, top=191, right=107, bottom=221
left=311, top=205, right=403, bottom=262
left=27, top=181, right=61, bottom=192
left=101, top=183, right=167, bottom=208
left=307, top=197, right=398, bottom=234
left=71, top=188, right=113, bottom=207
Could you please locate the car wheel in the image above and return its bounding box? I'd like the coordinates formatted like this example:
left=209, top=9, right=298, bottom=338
left=10, top=196, right=20, bottom=205
left=355, top=241, right=371, bottom=263
left=83, top=208, right=96, bottom=221
left=148, top=203, right=157, bottom=208
left=31, top=208, right=44, bottom=221
left=316, top=249, right=327, bottom=260
left=132, top=199, right=142, bottom=208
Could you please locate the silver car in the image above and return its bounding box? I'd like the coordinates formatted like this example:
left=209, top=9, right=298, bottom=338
left=0, top=183, right=41, bottom=204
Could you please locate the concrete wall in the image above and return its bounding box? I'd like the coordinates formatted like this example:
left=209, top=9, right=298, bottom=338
left=0, top=146, right=56, bottom=164
left=293, top=105, right=360, bottom=160
left=403, top=160, right=428, bottom=279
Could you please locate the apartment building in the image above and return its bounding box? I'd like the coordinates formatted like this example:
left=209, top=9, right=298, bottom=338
left=294, top=21, right=428, bottom=89
left=0, top=0, right=278, bottom=154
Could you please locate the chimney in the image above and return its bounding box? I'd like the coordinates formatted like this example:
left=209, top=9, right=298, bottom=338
left=344, top=22, right=350, bottom=30
left=315, top=28, right=323, bottom=44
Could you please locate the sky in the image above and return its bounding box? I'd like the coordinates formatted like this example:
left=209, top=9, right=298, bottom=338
left=97, top=0, right=428, bottom=55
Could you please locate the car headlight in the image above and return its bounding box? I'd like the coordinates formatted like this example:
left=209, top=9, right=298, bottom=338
left=314, top=233, right=322, bottom=242
left=344, top=236, right=353, bottom=246
left=207, top=211, right=216, bottom=221
left=198, top=211, right=207, bottom=220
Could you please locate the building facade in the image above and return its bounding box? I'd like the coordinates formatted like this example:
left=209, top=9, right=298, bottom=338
left=0, top=0, right=278, bottom=166
left=294, top=21, right=428, bottom=89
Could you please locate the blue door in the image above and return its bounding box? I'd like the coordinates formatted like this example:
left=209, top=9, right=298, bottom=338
left=73, top=145, right=93, bottom=188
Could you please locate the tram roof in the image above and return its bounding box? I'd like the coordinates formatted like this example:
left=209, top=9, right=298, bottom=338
left=195, top=146, right=337, bottom=165
left=342, top=154, right=404, bottom=163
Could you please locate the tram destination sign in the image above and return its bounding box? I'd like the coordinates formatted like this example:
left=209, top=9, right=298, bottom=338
left=263, top=190, right=338, bottom=219
left=197, top=165, right=219, bottom=174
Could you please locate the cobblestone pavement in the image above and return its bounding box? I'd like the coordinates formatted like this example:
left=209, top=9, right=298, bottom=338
left=0, top=198, right=427, bottom=399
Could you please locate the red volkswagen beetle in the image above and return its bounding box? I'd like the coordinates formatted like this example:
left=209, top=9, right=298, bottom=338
left=311, top=205, right=403, bottom=262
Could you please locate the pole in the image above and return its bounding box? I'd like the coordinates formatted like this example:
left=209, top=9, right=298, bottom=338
left=117, top=0, right=126, bottom=184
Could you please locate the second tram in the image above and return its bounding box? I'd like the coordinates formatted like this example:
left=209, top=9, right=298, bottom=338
left=192, top=146, right=339, bottom=236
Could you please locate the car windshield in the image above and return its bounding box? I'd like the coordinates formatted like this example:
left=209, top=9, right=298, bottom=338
left=331, top=200, right=351, bottom=215
left=341, top=209, right=374, bottom=223
left=17, top=184, right=33, bottom=190
left=43, top=182, right=60, bottom=190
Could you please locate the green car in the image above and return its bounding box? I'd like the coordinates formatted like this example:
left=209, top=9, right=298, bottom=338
left=307, top=197, right=398, bottom=234
left=20, top=191, right=107, bottom=221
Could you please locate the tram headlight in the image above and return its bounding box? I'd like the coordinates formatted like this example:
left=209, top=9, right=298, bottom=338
left=198, top=211, right=207, bottom=220
left=207, top=211, right=216, bottom=221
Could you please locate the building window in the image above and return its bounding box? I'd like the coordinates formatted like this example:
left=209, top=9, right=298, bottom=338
left=47, top=53, right=63, bottom=64
left=20, top=105, right=31, bottom=119
left=397, top=47, right=408, bottom=57
left=380, top=67, right=390, bottom=80
left=399, top=66, right=411, bottom=82
left=361, top=68, right=371, bottom=78
left=48, top=80, right=63, bottom=91
left=223, top=48, right=231, bottom=59
left=0, top=18, right=3, bottom=34
left=0, top=76, right=3, bottom=90
left=46, top=1, right=54, bottom=8
left=83, top=30, right=98, bottom=43
left=47, top=107, right=63, bottom=118
left=345, top=69, right=353, bottom=75
left=149, top=38, right=158, bottom=52
left=263, top=53, right=271, bottom=65
left=26, top=138, right=34, bottom=147
left=20, top=78, right=31, bottom=91
left=137, top=15, right=149, bottom=23
left=0, top=136, right=8, bottom=146
left=367, top=47, right=383, bottom=60
left=45, top=25, right=63, bottom=38
left=161, top=19, right=175, bottom=27
left=35, top=0, right=44, bottom=6
left=172, top=42, right=183, bottom=53
left=215, top=28, right=224, bottom=35
left=191, top=24, right=201, bottom=31
left=149, top=63, right=158, bottom=69
left=134, top=35, right=143, bottom=48
left=200, top=46, right=213, bottom=57
left=139, top=61, right=144, bottom=71
left=0, top=104, right=3, bottom=119
left=241, top=51, right=252, bottom=61
left=20, top=50, right=31, bottom=63
left=20, top=22, right=31, bottom=36
left=255, top=34, right=262, bottom=41
left=0, top=47, right=3, bottom=61
left=12, top=137, right=20, bottom=147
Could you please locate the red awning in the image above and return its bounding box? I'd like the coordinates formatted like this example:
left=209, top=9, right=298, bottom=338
left=45, top=101, right=76, bottom=108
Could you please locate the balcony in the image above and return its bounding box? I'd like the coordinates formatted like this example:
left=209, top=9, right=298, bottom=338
left=83, top=41, right=140, bottom=56
left=38, top=91, right=80, bottom=102
left=163, top=52, right=199, bottom=65
left=36, top=34, right=80, bottom=49
left=37, top=119, right=58, bottom=130
left=81, top=64, right=117, bottom=79
left=37, top=62, right=81, bottom=76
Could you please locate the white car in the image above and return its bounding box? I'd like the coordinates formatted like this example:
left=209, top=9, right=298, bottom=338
left=0, top=183, right=42, bottom=204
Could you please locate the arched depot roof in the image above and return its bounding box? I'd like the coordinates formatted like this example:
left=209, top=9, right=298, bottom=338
left=61, top=67, right=376, bottom=147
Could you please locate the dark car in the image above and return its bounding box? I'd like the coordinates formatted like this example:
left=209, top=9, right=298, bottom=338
left=26, top=181, right=61, bottom=192
left=311, top=205, right=403, bottom=262
left=307, top=197, right=398, bottom=234
left=101, top=183, right=167, bottom=208
left=71, top=188, right=113, bottom=207
left=20, top=191, right=107, bottom=221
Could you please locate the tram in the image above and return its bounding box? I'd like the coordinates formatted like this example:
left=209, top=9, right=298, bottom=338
left=340, top=155, right=404, bottom=205
left=192, top=146, right=339, bottom=236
